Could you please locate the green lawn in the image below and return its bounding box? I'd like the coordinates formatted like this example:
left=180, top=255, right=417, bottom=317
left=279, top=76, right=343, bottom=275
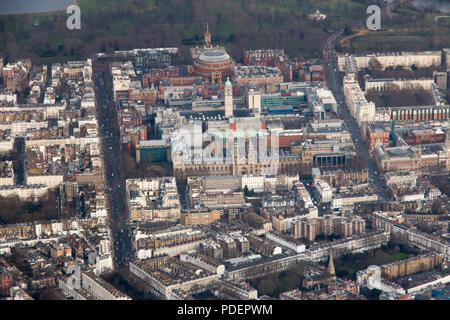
left=338, top=1, right=450, bottom=54
left=335, top=246, right=413, bottom=279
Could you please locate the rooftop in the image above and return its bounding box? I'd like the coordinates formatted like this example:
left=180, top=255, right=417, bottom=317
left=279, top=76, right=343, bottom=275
left=198, top=49, right=231, bottom=63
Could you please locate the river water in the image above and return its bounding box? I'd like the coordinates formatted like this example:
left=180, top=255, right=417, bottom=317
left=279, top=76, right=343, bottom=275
left=0, top=0, right=74, bottom=15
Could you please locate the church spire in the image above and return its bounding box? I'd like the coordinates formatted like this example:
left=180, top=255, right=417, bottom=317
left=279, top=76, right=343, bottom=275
left=204, top=22, right=211, bottom=48
left=327, top=248, right=335, bottom=276
left=389, top=120, right=396, bottom=147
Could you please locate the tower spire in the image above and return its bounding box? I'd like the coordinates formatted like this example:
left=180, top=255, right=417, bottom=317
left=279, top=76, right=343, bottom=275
left=204, top=22, right=211, bottom=48
left=327, top=248, right=335, bottom=276
left=390, top=120, right=396, bottom=147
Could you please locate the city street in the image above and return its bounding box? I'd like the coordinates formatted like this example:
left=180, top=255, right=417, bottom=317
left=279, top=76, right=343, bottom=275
left=323, top=30, right=390, bottom=201
left=93, top=62, right=133, bottom=270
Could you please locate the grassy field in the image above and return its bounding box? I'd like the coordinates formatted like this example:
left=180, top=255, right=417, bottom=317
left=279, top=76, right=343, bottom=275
left=338, top=1, right=450, bottom=53
left=334, top=245, right=416, bottom=279
left=336, top=252, right=409, bottom=276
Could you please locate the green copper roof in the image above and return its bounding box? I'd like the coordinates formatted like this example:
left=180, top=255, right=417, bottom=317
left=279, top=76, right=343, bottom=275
left=225, top=77, right=232, bottom=86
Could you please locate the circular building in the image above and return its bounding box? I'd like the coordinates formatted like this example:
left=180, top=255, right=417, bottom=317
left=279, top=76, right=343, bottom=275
left=193, top=49, right=234, bottom=84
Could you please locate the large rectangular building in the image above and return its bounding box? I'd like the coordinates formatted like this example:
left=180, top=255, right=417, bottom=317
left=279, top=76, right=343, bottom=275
left=338, top=51, right=442, bottom=71
left=180, top=208, right=221, bottom=225
left=126, top=177, right=180, bottom=222
left=292, top=216, right=366, bottom=241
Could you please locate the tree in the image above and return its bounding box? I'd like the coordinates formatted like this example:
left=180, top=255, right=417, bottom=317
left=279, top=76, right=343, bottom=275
left=343, top=24, right=352, bottom=36
left=37, top=289, right=63, bottom=300
left=368, top=58, right=382, bottom=71
left=314, top=234, right=325, bottom=242
left=431, top=199, right=443, bottom=214
left=257, top=273, right=278, bottom=296
left=367, top=288, right=382, bottom=300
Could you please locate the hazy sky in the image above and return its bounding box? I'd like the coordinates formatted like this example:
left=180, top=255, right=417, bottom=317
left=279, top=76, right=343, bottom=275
left=0, top=0, right=73, bottom=15
left=412, top=0, right=450, bottom=13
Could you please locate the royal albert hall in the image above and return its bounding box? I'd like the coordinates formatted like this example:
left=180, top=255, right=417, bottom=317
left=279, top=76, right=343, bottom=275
left=193, top=49, right=235, bottom=84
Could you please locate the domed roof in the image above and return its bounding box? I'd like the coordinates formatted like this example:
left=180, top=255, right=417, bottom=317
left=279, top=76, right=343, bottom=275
left=198, top=49, right=231, bottom=63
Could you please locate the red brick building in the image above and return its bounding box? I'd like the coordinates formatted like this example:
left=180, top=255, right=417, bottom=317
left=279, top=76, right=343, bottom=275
left=142, top=67, right=180, bottom=87
left=193, top=49, right=235, bottom=84
left=402, top=129, right=446, bottom=145
left=365, top=123, right=390, bottom=151
left=0, top=271, right=13, bottom=297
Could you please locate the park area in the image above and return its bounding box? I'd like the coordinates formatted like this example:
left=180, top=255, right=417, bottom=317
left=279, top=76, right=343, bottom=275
left=334, top=243, right=418, bottom=279
left=337, top=1, right=450, bottom=54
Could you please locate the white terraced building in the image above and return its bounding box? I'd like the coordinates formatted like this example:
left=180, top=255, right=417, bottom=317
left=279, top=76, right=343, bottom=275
left=343, top=77, right=376, bottom=126
left=338, top=51, right=442, bottom=71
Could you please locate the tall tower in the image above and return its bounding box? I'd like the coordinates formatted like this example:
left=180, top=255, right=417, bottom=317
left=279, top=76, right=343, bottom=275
left=204, top=22, right=211, bottom=48
left=327, top=248, right=335, bottom=276
left=225, top=77, right=233, bottom=118
left=247, top=89, right=261, bottom=113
